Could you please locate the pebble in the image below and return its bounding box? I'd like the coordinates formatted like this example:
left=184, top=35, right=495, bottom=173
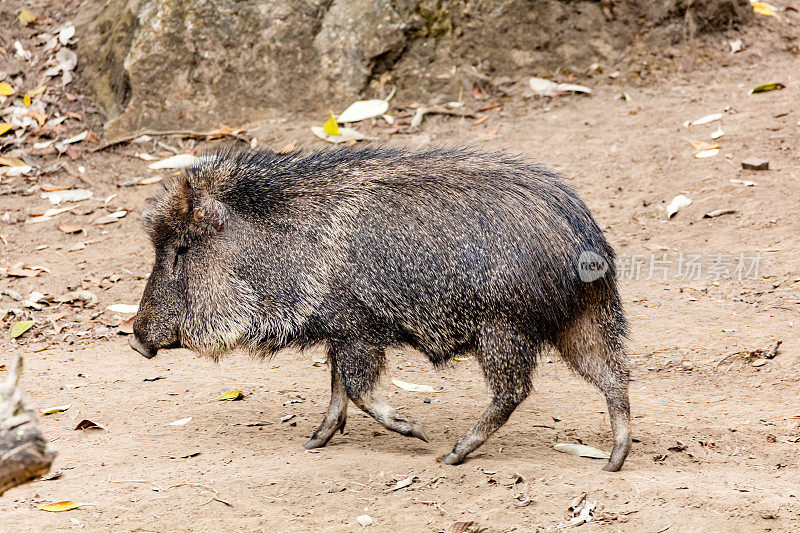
left=752, top=358, right=767, bottom=368
left=681, top=361, right=693, bottom=371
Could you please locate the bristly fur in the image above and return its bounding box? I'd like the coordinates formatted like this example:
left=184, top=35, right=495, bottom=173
left=133, top=144, right=632, bottom=470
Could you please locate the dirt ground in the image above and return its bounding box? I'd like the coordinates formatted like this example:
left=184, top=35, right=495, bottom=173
left=2, top=11, right=800, bottom=533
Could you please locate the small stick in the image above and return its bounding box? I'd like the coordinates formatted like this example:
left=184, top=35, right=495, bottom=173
left=92, top=129, right=250, bottom=152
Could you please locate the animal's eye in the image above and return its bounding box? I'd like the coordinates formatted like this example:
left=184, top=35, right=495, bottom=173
left=176, top=245, right=189, bottom=256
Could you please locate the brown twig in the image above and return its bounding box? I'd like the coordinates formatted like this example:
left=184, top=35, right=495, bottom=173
left=92, top=130, right=250, bottom=152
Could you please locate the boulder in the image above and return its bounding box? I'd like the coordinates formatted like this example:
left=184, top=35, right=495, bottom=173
left=76, top=0, right=753, bottom=139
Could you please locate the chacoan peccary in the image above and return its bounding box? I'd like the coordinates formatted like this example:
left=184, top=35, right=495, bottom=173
left=130, top=146, right=631, bottom=471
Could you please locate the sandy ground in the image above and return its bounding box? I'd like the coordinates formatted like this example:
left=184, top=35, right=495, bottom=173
left=2, top=17, right=800, bottom=533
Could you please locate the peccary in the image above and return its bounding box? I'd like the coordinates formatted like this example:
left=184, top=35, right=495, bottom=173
left=131, top=146, right=631, bottom=471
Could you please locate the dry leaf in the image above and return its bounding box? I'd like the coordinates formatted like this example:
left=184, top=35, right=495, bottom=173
left=323, top=110, right=340, bottom=136
left=42, top=404, right=71, bottom=415
left=311, top=126, right=373, bottom=144
left=337, top=99, right=390, bottom=123
left=41, top=189, right=94, bottom=205
left=690, top=140, right=718, bottom=150
left=0, top=83, right=14, bottom=96
left=694, top=148, right=720, bottom=159
left=686, top=113, right=722, bottom=127
left=391, top=379, right=438, bottom=393
left=217, top=390, right=244, bottom=401
left=39, top=501, right=80, bottom=512
left=167, top=417, right=192, bottom=426
left=107, top=303, right=138, bottom=314
left=666, top=195, right=692, bottom=219
left=472, top=82, right=488, bottom=100
left=117, top=316, right=135, bottom=335
left=25, top=109, right=47, bottom=126
left=0, top=123, right=13, bottom=136
left=18, top=10, right=37, bottom=26
left=704, top=209, right=737, bottom=218
left=553, top=443, right=610, bottom=459
left=751, top=1, right=778, bottom=17
left=11, top=320, right=34, bottom=338
left=529, top=77, right=592, bottom=96
left=148, top=154, right=198, bottom=170
left=710, top=127, right=725, bottom=140
left=750, top=82, right=785, bottom=94
left=75, top=419, right=106, bottom=430
left=58, top=223, right=83, bottom=234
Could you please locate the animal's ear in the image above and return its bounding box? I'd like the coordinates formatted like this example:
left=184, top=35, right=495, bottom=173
left=191, top=197, right=228, bottom=233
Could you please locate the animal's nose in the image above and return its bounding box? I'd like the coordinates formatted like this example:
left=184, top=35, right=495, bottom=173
left=129, top=334, right=156, bottom=359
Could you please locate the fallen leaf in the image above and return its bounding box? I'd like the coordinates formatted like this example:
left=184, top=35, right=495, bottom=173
left=0, top=83, right=14, bottom=97
left=59, top=25, right=76, bottom=45
left=25, top=109, right=47, bottom=126
left=117, top=316, right=135, bottom=334
left=41, top=189, right=94, bottom=205
left=666, top=195, right=692, bottom=219
left=0, top=123, right=13, bottom=135
left=385, top=476, right=417, bottom=492
left=690, top=140, right=718, bottom=150
left=56, top=290, right=98, bottom=307
left=23, top=94, right=31, bottom=107
left=11, top=320, right=35, bottom=338
left=42, top=404, right=71, bottom=415
left=75, top=419, right=106, bottom=430
left=730, top=178, right=757, bottom=186
left=704, top=209, right=737, bottom=218
left=62, top=131, right=88, bottom=144
left=39, top=501, right=80, bottom=512
left=138, top=177, right=163, bottom=185
left=710, top=127, right=725, bottom=140
left=529, top=77, right=592, bottom=96
left=742, top=157, right=769, bottom=170
left=356, top=514, right=373, bottom=527
left=337, top=99, right=389, bottom=123
left=94, top=211, right=127, bottom=225
left=167, top=417, right=192, bottom=426
left=686, top=113, right=722, bottom=127
left=281, top=414, right=296, bottom=423
left=445, top=522, right=476, bottom=533
left=311, top=126, right=374, bottom=144
left=694, top=148, right=719, bottom=159
left=472, top=116, right=489, bottom=126
left=217, top=390, right=244, bottom=401
left=750, top=82, right=785, bottom=94
left=323, top=110, right=340, bottom=136
left=391, top=379, right=438, bottom=393
left=751, top=1, right=778, bottom=17
left=553, top=443, right=610, bottom=459
left=6, top=266, right=41, bottom=277
left=148, top=154, right=198, bottom=170
left=18, top=10, right=36, bottom=26
left=58, top=223, right=83, bottom=234
left=107, top=304, right=138, bottom=314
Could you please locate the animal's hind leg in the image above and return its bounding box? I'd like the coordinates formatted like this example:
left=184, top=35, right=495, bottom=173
left=332, top=340, right=430, bottom=443
left=443, top=323, right=537, bottom=465
left=556, top=310, right=631, bottom=472
left=305, top=364, right=348, bottom=449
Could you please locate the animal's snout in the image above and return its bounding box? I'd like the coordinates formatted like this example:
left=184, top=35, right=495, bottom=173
left=129, top=334, right=157, bottom=359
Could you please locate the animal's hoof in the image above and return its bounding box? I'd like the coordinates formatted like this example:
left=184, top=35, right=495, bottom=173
left=602, top=460, right=621, bottom=472
left=410, top=424, right=430, bottom=443
left=304, top=439, right=325, bottom=450
left=442, top=452, right=463, bottom=465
